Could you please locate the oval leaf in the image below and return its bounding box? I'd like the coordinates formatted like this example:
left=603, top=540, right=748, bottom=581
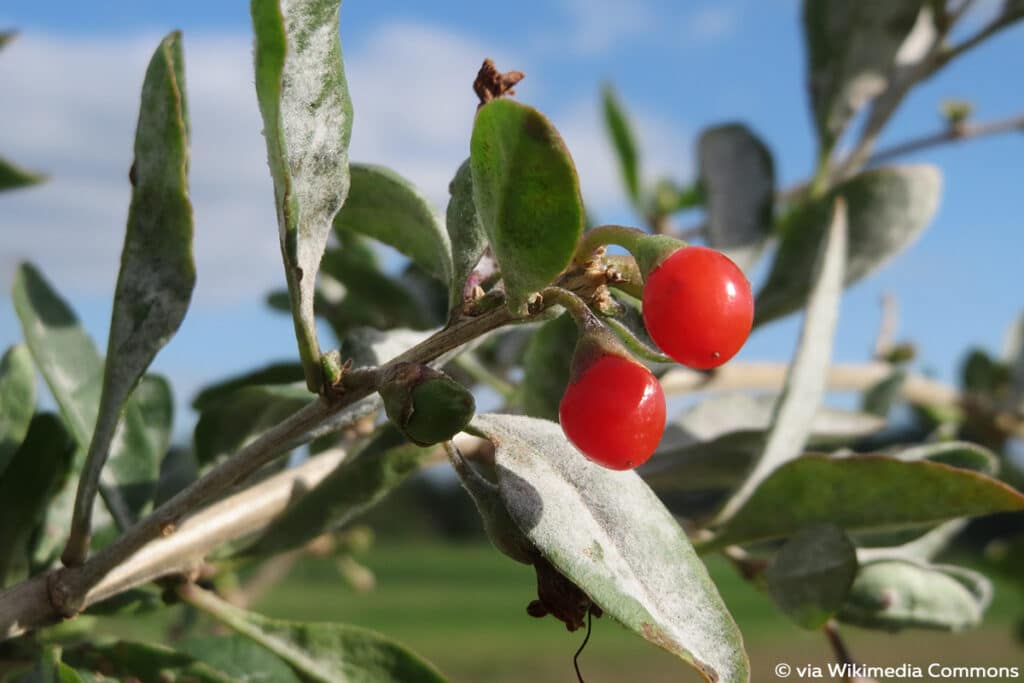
left=12, top=263, right=159, bottom=527
left=0, top=414, right=75, bottom=585
left=179, top=635, right=301, bottom=683
left=183, top=586, right=447, bottom=683
left=192, top=361, right=306, bottom=412
left=698, top=123, right=775, bottom=272
left=193, top=384, right=311, bottom=466
left=62, top=641, right=233, bottom=683
left=839, top=559, right=991, bottom=631
left=707, top=453, right=1024, bottom=549
left=251, top=0, right=354, bottom=390
left=470, top=99, right=584, bottom=312
left=756, top=165, right=940, bottom=326
left=765, top=524, right=858, bottom=630
left=62, top=32, right=194, bottom=560
left=519, top=314, right=577, bottom=421
left=445, top=159, right=488, bottom=317
left=334, top=164, right=452, bottom=284
left=803, top=1, right=926, bottom=148
left=473, top=413, right=749, bottom=683
left=0, top=345, right=36, bottom=477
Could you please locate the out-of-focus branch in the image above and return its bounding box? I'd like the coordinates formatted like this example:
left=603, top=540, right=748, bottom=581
left=659, top=361, right=957, bottom=407
left=868, top=113, right=1024, bottom=167
left=0, top=449, right=347, bottom=641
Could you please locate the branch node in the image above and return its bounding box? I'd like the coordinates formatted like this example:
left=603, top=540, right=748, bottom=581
left=46, top=570, right=83, bottom=619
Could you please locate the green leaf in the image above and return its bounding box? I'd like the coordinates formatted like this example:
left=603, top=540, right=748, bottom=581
left=803, top=1, right=926, bottom=149
left=247, top=426, right=431, bottom=556
left=319, top=240, right=435, bottom=336
left=0, top=156, right=45, bottom=193
left=82, top=589, right=161, bottom=617
left=706, top=453, right=1024, bottom=549
left=601, top=292, right=673, bottom=364
left=601, top=84, right=641, bottom=206
left=193, top=384, right=310, bottom=466
left=862, top=369, right=905, bottom=416
left=62, top=641, right=233, bottom=683
left=60, top=32, right=192, bottom=556
left=519, top=314, right=577, bottom=421
left=184, top=587, right=447, bottom=683
left=698, top=124, right=775, bottom=272
left=179, top=635, right=301, bottom=683
left=0, top=345, right=36, bottom=477
left=192, top=362, right=305, bottom=412
left=473, top=414, right=749, bottom=683
left=765, top=524, right=858, bottom=630
left=11, top=648, right=86, bottom=683
left=153, top=447, right=199, bottom=507
left=839, top=559, right=991, bottom=631
left=718, top=199, right=847, bottom=521
left=445, top=159, right=488, bottom=317
left=756, top=165, right=941, bottom=326
left=334, top=164, right=452, bottom=284
left=470, top=99, right=584, bottom=312
left=645, top=393, right=884, bottom=492
left=891, top=440, right=999, bottom=477
left=12, top=263, right=159, bottom=526
left=0, top=414, right=75, bottom=585
left=251, top=0, right=354, bottom=391
left=133, top=374, right=173, bottom=462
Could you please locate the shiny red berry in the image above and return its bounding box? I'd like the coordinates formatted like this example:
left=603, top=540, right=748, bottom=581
left=642, top=246, right=753, bottom=370
left=558, top=354, right=666, bottom=470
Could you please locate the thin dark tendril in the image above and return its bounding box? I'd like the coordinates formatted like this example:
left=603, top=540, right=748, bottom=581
left=574, top=608, right=593, bottom=683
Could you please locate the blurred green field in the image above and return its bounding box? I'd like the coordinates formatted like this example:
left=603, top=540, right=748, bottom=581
left=97, top=542, right=1023, bottom=682
left=256, top=544, right=1024, bottom=682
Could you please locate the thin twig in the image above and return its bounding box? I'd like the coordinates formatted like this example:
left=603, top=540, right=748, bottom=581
left=573, top=608, right=593, bottom=683
left=823, top=621, right=859, bottom=683
left=868, top=114, right=1024, bottom=166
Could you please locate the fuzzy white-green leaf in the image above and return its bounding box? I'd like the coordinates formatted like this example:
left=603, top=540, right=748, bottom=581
left=334, top=164, right=452, bottom=284
left=473, top=413, right=749, bottom=683
left=756, top=165, right=940, bottom=325
left=66, top=32, right=195, bottom=557
left=717, top=199, right=847, bottom=522
left=803, top=1, right=926, bottom=148
left=252, top=0, right=354, bottom=391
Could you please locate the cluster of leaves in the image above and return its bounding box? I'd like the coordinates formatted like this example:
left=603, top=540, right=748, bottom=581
left=2, top=1, right=1024, bottom=682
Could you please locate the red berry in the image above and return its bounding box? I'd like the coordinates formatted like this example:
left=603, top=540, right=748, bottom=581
left=642, top=246, right=753, bottom=370
left=558, top=354, right=666, bottom=470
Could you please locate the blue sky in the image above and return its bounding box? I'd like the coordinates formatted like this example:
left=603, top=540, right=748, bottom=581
left=1, top=0, right=1022, bottom=437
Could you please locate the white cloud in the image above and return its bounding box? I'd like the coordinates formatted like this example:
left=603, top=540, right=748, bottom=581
left=0, top=22, right=687, bottom=312
left=684, top=6, right=739, bottom=43
left=534, top=0, right=656, bottom=57
left=0, top=25, right=518, bottom=308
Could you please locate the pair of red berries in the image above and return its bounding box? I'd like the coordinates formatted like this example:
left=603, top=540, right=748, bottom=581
left=559, top=246, right=753, bottom=470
